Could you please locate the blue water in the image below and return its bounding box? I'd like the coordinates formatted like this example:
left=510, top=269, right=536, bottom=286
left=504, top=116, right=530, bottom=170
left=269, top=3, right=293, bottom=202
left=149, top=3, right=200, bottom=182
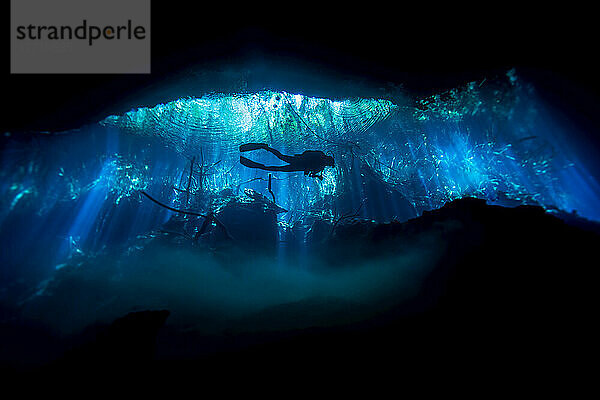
left=1, top=68, right=598, bottom=334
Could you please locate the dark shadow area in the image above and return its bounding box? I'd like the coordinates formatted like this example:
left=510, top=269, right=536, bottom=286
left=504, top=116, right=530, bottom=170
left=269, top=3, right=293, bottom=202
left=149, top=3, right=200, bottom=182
left=3, top=5, right=599, bottom=392
left=1, top=199, right=597, bottom=387
left=3, top=4, right=600, bottom=146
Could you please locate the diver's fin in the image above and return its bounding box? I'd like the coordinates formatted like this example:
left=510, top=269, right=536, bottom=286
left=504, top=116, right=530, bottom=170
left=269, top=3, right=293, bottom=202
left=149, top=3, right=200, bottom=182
left=240, top=156, right=266, bottom=169
left=239, top=143, right=268, bottom=152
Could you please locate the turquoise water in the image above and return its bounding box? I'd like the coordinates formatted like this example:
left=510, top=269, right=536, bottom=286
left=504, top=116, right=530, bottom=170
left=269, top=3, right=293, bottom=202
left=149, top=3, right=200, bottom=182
left=1, top=68, right=599, bottom=334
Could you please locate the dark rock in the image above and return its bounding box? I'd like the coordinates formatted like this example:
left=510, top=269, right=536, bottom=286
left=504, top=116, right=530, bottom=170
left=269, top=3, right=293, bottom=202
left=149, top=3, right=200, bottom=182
left=51, top=309, right=170, bottom=371
left=3, top=198, right=598, bottom=386
left=214, top=190, right=280, bottom=250
left=306, top=219, right=332, bottom=245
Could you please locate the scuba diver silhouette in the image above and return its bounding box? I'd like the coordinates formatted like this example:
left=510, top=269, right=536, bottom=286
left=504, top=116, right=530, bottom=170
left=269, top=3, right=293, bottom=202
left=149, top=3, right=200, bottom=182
left=239, top=143, right=334, bottom=180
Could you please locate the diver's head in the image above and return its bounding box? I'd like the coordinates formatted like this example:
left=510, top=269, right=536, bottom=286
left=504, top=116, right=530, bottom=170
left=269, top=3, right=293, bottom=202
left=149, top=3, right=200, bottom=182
left=325, top=155, right=335, bottom=167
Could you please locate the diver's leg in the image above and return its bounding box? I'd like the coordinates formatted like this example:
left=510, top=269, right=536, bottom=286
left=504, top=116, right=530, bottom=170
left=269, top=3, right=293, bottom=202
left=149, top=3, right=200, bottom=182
left=240, top=143, right=296, bottom=163
left=240, top=143, right=269, bottom=152
left=240, top=156, right=267, bottom=169
left=240, top=157, right=299, bottom=172
left=270, top=164, right=298, bottom=172
left=258, top=164, right=298, bottom=172
left=264, top=146, right=295, bottom=163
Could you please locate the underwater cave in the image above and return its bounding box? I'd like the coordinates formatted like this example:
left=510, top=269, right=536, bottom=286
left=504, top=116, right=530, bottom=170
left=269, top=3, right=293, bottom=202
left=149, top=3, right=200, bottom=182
left=2, top=61, right=599, bottom=383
